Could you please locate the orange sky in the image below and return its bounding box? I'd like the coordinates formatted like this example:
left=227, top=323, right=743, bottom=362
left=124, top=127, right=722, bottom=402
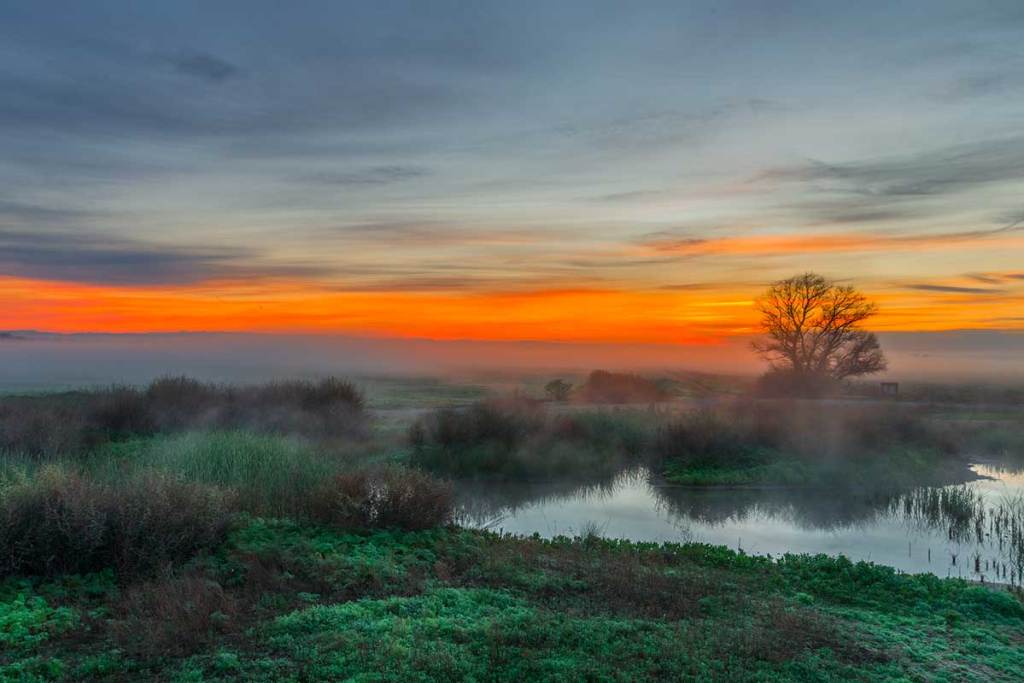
left=4, top=268, right=1022, bottom=343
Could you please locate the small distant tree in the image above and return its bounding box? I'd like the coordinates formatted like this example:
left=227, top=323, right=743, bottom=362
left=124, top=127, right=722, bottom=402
left=752, top=273, right=886, bottom=394
left=544, top=379, right=573, bottom=402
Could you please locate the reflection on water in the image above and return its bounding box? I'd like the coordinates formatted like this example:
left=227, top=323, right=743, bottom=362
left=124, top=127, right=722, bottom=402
left=455, top=463, right=1024, bottom=582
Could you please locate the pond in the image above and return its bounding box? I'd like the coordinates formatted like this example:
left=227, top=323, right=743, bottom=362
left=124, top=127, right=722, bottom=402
left=456, top=464, right=1024, bottom=583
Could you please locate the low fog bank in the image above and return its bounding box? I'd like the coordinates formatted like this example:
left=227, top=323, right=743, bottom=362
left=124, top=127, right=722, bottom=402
left=0, top=332, right=757, bottom=390
left=0, top=330, right=1022, bottom=391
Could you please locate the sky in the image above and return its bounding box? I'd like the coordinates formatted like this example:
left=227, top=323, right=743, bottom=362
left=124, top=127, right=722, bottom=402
left=2, top=1, right=1023, bottom=346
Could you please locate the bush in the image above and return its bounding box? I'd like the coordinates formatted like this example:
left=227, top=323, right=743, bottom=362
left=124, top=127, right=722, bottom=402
left=308, top=466, right=453, bottom=530
left=0, top=376, right=368, bottom=457
left=654, top=400, right=965, bottom=485
left=145, top=376, right=217, bottom=432
left=412, top=399, right=542, bottom=454
left=576, top=371, right=668, bottom=404
left=655, top=410, right=770, bottom=470
left=0, top=399, right=95, bottom=459
left=410, top=401, right=652, bottom=479
left=0, top=467, right=233, bottom=579
left=91, top=387, right=157, bottom=439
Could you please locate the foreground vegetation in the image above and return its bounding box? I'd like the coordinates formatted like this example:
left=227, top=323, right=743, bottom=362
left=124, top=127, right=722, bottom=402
left=2, top=375, right=1024, bottom=680
left=4, top=519, right=1024, bottom=681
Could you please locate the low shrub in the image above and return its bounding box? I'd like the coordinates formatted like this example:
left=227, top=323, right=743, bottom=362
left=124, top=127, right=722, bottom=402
left=0, top=467, right=233, bottom=579
left=308, top=466, right=453, bottom=530
left=655, top=410, right=772, bottom=470
left=576, top=370, right=669, bottom=404
left=410, top=400, right=652, bottom=479
left=111, top=573, right=237, bottom=656
left=0, top=376, right=368, bottom=458
left=410, top=399, right=542, bottom=454
left=0, top=399, right=95, bottom=459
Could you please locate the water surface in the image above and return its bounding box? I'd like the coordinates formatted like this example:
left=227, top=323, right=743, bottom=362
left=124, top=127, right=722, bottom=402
left=457, top=464, right=1024, bottom=583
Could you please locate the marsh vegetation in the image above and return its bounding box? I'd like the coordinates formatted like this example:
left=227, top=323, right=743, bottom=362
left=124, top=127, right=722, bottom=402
left=1, top=373, right=1023, bottom=680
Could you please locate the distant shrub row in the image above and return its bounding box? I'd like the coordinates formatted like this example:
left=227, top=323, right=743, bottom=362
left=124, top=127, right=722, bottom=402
left=0, top=376, right=366, bottom=457
left=654, top=400, right=962, bottom=471
left=409, top=398, right=652, bottom=478
left=576, top=370, right=669, bottom=404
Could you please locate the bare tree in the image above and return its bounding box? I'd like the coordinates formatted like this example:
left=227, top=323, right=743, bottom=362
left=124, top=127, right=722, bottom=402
left=752, top=273, right=887, bottom=383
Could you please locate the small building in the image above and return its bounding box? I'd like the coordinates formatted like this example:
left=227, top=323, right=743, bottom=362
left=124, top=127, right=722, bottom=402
left=880, top=382, right=899, bottom=397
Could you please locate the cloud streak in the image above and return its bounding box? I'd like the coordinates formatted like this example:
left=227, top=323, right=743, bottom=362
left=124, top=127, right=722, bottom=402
left=0, top=230, right=327, bottom=286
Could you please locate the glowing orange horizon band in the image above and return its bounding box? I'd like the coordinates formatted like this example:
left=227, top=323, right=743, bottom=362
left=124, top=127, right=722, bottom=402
left=1, top=275, right=1021, bottom=342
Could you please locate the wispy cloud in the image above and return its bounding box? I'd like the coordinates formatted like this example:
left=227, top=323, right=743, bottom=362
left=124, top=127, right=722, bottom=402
left=293, top=165, right=428, bottom=186
left=753, top=138, right=1024, bottom=198
left=165, top=52, right=242, bottom=83
left=904, top=283, right=1006, bottom=294
left=0, top=229, right=328, bottom=286
left=635, top=224, right=1024, bottom=258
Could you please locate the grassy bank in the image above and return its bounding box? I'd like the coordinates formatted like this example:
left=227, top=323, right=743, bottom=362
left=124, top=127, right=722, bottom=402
left=3, top=520, right=1023, bottom=681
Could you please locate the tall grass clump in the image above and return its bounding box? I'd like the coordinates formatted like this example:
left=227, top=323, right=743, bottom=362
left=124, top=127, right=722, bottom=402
left=0, top=466, right=232, bottom=579
left=128, top=431, right=337, bottom=517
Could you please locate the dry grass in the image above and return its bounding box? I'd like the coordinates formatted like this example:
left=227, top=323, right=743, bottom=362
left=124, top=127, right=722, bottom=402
left=0, top=466, right=233, bottom=579
left=110, top=572, right=238, bottom=656
left=308, top=466, right=454, bottom=530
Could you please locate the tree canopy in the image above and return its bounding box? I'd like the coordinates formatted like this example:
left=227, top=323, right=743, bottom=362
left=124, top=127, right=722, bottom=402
left=752, top=273, right=886, bottom=386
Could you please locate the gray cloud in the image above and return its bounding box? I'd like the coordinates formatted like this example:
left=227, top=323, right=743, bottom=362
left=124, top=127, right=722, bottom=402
left=754, top=138, right=1024, bottom=198
left=0, top=200, right=106, bottom=226
left=905, top=283, right=1006, bottom=294
left=967, top=273, right=1007, bottom=285
left=790, top=204, right=919, bottom=226
left=294, top=166, right=429, bottom=186
left=657, top=282, right=719, bottom=291
left=166, top=52, right=242, bottom=83
left=590, top=190, right=667, bottom=203
left=0, top=229, right=328, bottom=285
left=939, top=72, right=1014, bottom=101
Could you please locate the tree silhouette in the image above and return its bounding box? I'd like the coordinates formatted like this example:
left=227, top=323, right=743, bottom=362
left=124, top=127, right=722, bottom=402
left=752, top=273, right=886, bottom=388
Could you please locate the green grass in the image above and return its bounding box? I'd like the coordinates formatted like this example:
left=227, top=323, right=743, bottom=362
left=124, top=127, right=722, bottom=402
left=2, top=519, right=1023, bottom=680
left=662, top=446, right=974, bottom=490
left=97, top=432, right=347, bottom=517
left=360, top=377, right=487, bottom=410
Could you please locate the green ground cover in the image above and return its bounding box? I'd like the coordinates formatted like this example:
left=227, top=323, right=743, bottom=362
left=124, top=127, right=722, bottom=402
left=3, top=519, right=1023, bottom=681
